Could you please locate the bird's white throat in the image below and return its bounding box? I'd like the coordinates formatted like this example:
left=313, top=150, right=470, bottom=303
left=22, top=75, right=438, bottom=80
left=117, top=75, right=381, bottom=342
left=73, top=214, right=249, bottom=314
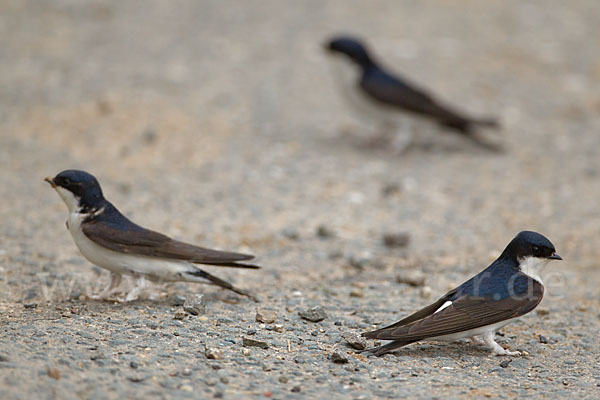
left=53, top=186, right=81, bottom=213
left=518, top=256, right=549, bottom=283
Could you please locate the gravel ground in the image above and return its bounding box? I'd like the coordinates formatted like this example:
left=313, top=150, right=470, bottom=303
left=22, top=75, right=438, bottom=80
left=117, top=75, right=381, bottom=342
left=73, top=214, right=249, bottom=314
left=1, top=1, right=600, bottom=399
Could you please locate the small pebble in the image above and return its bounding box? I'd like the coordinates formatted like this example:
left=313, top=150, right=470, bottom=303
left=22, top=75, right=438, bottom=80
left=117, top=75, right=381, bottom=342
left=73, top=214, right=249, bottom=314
left=47, top=367, right=60, bottom=380
left=420, top=286, right=432, bottom=298
left=316, top=225, right=335, bottom=238
left=298, top=306, right=327, bottom=322
left=169, top=294, right=186, bottom=306
left=396, top=271, right=425, bottom=287
left=500, top=360, right=512, bottom=368
left=173, top=311, right=186, bottom=320
left=343, top=332, right=367, bottom=350
left=539, top=335, right=548, bottom=344
left=243, top=337, right=269, bottom=349
left=256, top=310, right=277, bottom=324
left=205, top=348, right=223, bottom=360
left=278, top=376, right=288, bottom=383
left=183, top=294, right=206, bottom=316
left=242, top=348, right=251, bottom=356
left=291, top=385, right=301, bottom=393
left=331, top=351, right=349, bottom=364
left=382, top=232, right=410, bottom=248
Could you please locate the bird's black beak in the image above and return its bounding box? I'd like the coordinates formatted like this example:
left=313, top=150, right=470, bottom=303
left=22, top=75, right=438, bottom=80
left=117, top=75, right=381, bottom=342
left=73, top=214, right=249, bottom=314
left=44, top=177, right=56, bottom=188
left=548, top=252, right=562, bottom=260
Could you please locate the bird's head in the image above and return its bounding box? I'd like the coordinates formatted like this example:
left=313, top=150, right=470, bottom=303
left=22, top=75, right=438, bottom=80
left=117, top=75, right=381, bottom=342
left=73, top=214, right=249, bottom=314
left=326, top=36, right=374, bottom=67
left=501, top=231, right=562, bottom=265
left=45, top=169, right=105, bottom=213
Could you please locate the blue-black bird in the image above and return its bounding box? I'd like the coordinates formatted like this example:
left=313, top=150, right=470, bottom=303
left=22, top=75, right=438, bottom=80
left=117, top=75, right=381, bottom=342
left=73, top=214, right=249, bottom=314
left=326, top=36, right=499, bottom=148
left=45, top=169, right=259, bottom=302
left=362, top=231, right=561, bottom=356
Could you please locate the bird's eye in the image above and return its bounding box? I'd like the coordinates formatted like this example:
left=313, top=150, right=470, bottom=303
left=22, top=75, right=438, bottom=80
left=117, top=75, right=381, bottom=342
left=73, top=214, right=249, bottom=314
left=532, top=246, right=539, bottom=252
left=62, top=178, right=71, bottom=186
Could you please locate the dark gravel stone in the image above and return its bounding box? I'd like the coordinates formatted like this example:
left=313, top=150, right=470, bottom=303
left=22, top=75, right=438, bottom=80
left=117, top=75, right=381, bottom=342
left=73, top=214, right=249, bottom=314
left=500, top=360, right=512, bottom=368
left=298, top=306, right=327, bottom=322
left=382, top=232, right=410, bottom=248
left=343, top=332, right=367, bottom=350
left=242, top=337, right=269, bottom=349
left=183, top=294, right=206, bottom=316
left=316, top=225, right=335, bottom=238
left=169, top=294, right=186, bottom=306
left=539, top=335, right=548, bottom=344
left=331, top=351, right=349, bottom=364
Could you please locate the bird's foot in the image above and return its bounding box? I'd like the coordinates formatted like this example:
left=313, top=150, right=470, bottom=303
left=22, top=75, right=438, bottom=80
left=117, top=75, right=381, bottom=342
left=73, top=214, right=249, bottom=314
left=483, top=331, right=521, bottom=356
left=469, top=336, right=486, bottom=346
left=492, top=348, right=521, bottom=357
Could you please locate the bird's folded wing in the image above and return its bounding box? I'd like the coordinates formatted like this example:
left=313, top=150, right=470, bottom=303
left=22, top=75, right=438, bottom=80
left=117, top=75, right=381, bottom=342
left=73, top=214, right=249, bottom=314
left=363, top=283, right=543, bottom=341
left=361, top=72, right=441, bottom=114
left=371, top=292, right=456, bottom=331
left=82, top=221, right=258, bottom=268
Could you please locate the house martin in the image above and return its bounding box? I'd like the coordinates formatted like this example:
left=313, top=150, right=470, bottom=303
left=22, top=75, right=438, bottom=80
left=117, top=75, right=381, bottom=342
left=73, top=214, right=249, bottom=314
left=45, top=169, right=259, bottom=302
left=362, top=231, right=561, bottom=356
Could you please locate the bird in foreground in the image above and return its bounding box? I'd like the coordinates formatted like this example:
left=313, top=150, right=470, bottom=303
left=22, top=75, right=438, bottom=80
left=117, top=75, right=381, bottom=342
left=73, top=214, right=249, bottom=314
left=362, top=231, right=561, bottom=356
left=326, top=36, right=500, bottom=150
left=45, top=169, right=259, bottom=302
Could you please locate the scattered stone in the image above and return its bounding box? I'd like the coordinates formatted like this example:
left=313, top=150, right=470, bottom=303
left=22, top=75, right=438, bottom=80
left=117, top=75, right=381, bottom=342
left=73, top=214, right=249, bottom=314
left=23, top=302, right=38, bottom=309
left=343, top=332, right=367, bottom=350
left=291, top=385, right=301, bottom=393
left=130, top=361, right=139, bottom=369
left=536, top=308, right=550, bottom=316
left=169, top=294, right=186, bottom=306
left=278, top=376, right=288, bottom=383
left=220, top=376, right=229, bottom=384
left=282, top=228, right=300, bottom=240
left=47, top=367, right=60, bottom=380
left=182, top=368, right=192, bottom=376
left=500, top=360, right=512, bottom=368
left=273, top=324, right=284, bottom=333
left=420, top=286, right=432, bottom=298
left=347, top=255, right=371, bottom=270
left=183, top=294, right=206, bottom=316
left=381, top=183, right=401, bottom=197
left=349, top=289, right=364, bottom=298
left=128, top=375, right=146, bottom=383
left=539, top=335, right=548, bottom=344
left=205, top=348, right=223, bottom=360
left=256, top=310, right=277, bottom=324
left=241, top=348, right=251, bottom=356
left=396, top=271, right=425, bottom=287
left=382, top=232, right=410, bottom=248
left=316, top=225, right=335, bottom=238
left=243, top=337, right=269, bottom=349
left=298, top=306, right=327, bottom=322
left=173, top=311, right=186, bottom=320
left=331, top=351, right=349, bottom=364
